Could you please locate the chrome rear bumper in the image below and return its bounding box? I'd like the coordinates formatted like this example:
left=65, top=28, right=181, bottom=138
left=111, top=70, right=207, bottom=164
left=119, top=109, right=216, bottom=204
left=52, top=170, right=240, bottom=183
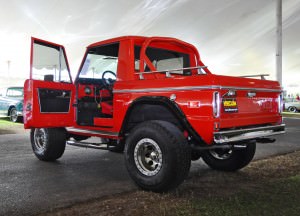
left=214, top=124, right=285, bottom=144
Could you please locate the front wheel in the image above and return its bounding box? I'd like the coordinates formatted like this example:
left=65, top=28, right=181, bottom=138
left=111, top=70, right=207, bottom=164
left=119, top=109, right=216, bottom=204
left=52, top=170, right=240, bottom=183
left=10, top=108, right=19, bottom=123
left=125, top=120, right=191, bottom=192
left=31, top=128, right=66, bottom=161
left=201, top=141, right=256, bottom=171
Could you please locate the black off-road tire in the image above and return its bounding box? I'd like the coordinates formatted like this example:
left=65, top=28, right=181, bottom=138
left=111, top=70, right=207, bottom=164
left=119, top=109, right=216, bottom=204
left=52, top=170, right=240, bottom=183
left=191, top=150, right=202, bottom=161
left=125, top=120, right=191, bottom=192
left=31, top=128, right=66, bottom=161
left=201, top=141, right=256, bottom=171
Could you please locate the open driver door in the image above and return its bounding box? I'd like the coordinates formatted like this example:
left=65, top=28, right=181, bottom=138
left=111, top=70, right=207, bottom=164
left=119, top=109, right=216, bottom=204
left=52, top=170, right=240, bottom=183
left=24, top=38, right=75, bottom=129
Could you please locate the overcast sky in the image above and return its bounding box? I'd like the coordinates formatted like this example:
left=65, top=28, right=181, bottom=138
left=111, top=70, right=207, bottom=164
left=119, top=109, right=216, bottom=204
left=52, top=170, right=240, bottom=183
left=0, top=0, right=299, bottom=91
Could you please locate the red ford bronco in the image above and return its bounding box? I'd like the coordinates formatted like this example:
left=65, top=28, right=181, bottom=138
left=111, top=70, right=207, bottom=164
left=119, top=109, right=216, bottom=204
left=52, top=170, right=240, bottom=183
left=24, top=36, right=285, bottom=192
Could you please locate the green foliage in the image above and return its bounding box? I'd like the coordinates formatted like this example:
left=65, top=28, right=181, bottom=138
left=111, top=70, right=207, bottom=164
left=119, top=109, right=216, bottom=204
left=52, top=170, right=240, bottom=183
left=0, top=118, right=22, bottom=126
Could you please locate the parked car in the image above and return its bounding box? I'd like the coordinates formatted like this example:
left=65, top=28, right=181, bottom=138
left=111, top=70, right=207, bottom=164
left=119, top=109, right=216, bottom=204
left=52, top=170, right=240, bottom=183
left=0, top=87, right=24, bottom=122
left=284, top=98, right=300, bottom=112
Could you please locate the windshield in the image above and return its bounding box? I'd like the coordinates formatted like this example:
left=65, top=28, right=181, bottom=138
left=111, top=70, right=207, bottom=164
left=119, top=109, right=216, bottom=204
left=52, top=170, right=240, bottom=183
left=78, top=43, right=119, bottom=80
left=7, top=87, right=23, bottom=97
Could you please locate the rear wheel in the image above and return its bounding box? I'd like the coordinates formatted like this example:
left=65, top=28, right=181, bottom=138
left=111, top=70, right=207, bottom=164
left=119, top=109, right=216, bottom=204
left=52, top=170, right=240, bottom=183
left=201, top=141, right=256, bottom=171
left=288, top=106, right=298, bottom=113
left=31, top=128, right=66, bottom=161
left=125, top=120, right=191, bottom=192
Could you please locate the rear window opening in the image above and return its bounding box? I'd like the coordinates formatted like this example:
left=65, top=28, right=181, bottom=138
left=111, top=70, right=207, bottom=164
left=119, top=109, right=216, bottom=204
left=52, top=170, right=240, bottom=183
left=134, top=46, right=191, bottom=76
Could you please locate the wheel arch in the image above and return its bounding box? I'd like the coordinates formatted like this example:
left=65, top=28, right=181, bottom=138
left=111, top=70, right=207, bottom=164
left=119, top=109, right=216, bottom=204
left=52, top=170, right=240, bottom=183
left=119, top=96, right=205, bottom=145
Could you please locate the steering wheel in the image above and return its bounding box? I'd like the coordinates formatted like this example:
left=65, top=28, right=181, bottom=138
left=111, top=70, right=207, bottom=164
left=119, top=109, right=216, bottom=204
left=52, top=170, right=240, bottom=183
left=102, top=70, right=116, bottom=88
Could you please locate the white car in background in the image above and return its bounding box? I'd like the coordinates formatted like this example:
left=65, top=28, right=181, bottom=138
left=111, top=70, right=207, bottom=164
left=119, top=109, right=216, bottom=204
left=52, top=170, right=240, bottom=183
left=284, top=98, right=300, bottom=113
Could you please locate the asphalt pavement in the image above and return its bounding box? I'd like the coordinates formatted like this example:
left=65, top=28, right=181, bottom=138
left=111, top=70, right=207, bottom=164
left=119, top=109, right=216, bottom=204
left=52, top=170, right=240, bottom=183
left=0, top=117, right=299, bottom=215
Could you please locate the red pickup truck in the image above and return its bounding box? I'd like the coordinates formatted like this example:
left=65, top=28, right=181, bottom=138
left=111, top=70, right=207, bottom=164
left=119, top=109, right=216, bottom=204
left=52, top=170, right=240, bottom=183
left=24, top=36, right=285, bottom=192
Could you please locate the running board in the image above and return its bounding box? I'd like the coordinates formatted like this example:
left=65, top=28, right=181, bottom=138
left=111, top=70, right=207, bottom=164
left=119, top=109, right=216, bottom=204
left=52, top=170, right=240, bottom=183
left=67, top=140, right=109, bottom=150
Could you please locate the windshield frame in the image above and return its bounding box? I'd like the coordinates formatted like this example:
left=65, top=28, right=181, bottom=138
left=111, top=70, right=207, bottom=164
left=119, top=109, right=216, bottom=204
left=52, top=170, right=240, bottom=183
left=76, top=42, right=120, bottom=83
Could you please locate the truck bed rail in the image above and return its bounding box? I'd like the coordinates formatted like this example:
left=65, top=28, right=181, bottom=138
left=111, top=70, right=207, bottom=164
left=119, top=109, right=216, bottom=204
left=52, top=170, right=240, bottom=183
left=239, top=74, right=269, bottom=80
left=135, top=66, right=208, bottom=80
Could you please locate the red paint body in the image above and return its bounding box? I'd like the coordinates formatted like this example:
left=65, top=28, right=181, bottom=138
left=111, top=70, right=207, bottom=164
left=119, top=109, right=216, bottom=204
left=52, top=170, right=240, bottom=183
left=24, top=36, right=283, bottom=145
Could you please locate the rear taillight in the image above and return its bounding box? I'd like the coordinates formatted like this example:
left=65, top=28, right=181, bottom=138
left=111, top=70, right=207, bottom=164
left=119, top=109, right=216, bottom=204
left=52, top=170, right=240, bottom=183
left=278, top=93, right=283, bottom=113
left=213, top=91, right=220, bottom=118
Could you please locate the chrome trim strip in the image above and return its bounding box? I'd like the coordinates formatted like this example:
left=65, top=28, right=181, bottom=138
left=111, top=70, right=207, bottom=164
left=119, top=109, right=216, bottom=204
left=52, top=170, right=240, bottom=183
left=239, top=74, right=269, bottom=79
left=66, top=127, right=119, bottom=137
left=114, top=85, right=282, bottom=94
left=219, top=86, right=282, bottom=92
left=114, top=85, right=218, bottom=93
left=136, top=66, right=208, bottom=79
left=135, top=66, right=208, bottom=75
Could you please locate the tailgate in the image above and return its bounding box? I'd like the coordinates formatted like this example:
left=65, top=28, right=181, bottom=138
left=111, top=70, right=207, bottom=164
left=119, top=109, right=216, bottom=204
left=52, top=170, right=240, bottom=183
left=211, top=75, right=285, bottom=144
left=215, top=75, right=283, bottom=129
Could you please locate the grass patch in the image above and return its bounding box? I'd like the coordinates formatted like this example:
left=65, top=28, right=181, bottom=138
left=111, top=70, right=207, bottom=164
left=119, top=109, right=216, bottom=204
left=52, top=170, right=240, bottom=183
left=0, top=118, right=24, bottom=134
left=282, top=112, right=300, bottom=118
left=0, top=118, right=20, bottom=126
left=188, top=175, right=300, bottom=216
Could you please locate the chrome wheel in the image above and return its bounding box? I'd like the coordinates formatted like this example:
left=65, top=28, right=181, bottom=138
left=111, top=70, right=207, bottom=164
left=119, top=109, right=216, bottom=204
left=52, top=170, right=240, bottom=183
left=134, top=138, right=163, bottom=176
left=209, top=149, right=233, bottom=160
left=33, top=128, right=47, bottom=153
left=10, top=108, right=18, bottom=122
left=288, top=106, right=297, bottom=113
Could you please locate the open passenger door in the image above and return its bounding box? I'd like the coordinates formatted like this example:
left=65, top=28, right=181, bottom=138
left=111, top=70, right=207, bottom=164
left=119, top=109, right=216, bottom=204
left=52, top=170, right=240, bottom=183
left=24, top=38, right=75, bottom=128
